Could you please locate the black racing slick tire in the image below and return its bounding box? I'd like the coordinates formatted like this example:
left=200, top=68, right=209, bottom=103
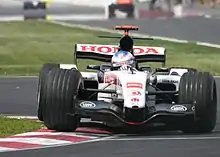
left=178, top=71, right=217, bottom=133
left=43, top=68, right=82, bottom=132
left=37, top=63, right=59, bottom=121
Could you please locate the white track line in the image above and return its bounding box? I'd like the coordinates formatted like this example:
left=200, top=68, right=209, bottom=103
left=0, top=147, right=17, bottom=152
left=0, top=76, right=38, bottom=78
left=0, top=16, right=24, bottom=21
left=46, top=14, right=106, bottom=21
left=2, top=116, right=38, bottom=119
left=103, top=136, right=220, bottom=141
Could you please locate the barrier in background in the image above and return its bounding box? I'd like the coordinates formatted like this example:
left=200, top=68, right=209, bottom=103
left=22, top=0, right=108, bottom=21
left=105, top=0, right=182, bottom=19
left=23, top=0, right=51, bottom=20
left=20, top=0, right=189, bottom=21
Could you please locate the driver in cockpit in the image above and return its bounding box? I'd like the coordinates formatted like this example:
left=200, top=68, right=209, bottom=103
left=98, top=35, right=136, bottom=81
left=111, top=50, right=136, bottom=71
left=111, top=35, right=138, bottom=70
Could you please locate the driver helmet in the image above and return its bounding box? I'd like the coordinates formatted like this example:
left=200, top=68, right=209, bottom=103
left=111, top=50, right=136, bottom=68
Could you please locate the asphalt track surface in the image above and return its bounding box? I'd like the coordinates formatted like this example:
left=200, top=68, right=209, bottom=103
left=0, top=77, right=220, bottom=157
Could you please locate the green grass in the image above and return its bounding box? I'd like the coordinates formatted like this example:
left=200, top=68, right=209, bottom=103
left=0, top=117, right=43, bottom=137
left=0, top=20, right=220, bottom=75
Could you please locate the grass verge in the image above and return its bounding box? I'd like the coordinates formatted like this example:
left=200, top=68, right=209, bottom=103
left=0, top=117, right=43, bottom=137
left=0, top=20, right=220, bottom=75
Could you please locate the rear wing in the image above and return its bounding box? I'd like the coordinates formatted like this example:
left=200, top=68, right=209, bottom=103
left=74, top=44, right=166, bottom=66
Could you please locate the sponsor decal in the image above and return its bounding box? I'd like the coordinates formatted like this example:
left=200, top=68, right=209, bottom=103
left=79, top=101, right=96, bottom=108
left=132, top=91, right=141, bottom=96
left=171, top=105, right=187, bottom=112
left=133, top=47, right=158, bottom=54
left=127, top=82, right=143, bottom=89
left=162, top=79, right=178, bottom=83
left=77, top=44, right=161, bottom=55
left=130, top=97, right=140, bottom=106
left=80, top=45, right=118, bottom=54
left=104, top=73, right=118, bottom=85
left=131, top=98, right=139, bottom=102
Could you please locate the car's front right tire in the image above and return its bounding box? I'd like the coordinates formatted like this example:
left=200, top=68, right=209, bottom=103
left=37, top=63, right=59, bottom=121
left=42, top=68, right=82, bottom=132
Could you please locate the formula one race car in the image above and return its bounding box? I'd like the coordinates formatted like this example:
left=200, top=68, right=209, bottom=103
left=37, top=25, right=217, bottom=134
left=108, top=2, right=135, bottom=18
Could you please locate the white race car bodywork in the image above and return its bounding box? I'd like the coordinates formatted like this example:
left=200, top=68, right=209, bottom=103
left=98, top=70, right=149, bottom=109
left=59, top=63, right=190, bottom=109
left=59, top=63, right=98, bottom=80
left=156, top=68, right=188, bottom=91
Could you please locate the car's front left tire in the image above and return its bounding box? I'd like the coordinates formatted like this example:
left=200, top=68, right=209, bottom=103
left=178, top=71, right=217, bottom=133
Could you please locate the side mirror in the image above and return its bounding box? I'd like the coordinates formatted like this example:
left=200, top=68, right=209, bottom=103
left=87, top=65, right=100, bottom=71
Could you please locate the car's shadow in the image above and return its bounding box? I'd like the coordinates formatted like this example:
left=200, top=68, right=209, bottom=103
left=78, top=121, right=220, bottom=137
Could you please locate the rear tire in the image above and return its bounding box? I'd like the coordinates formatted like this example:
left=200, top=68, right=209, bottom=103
left=37, top=63, right=59, bottom=121
left=178, top=71, right=217, bottom=133
left=43, top=68, right=82, bottom=132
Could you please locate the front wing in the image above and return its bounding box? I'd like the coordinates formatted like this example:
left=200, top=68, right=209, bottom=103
left=72, top=100, right=195, bottom=127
